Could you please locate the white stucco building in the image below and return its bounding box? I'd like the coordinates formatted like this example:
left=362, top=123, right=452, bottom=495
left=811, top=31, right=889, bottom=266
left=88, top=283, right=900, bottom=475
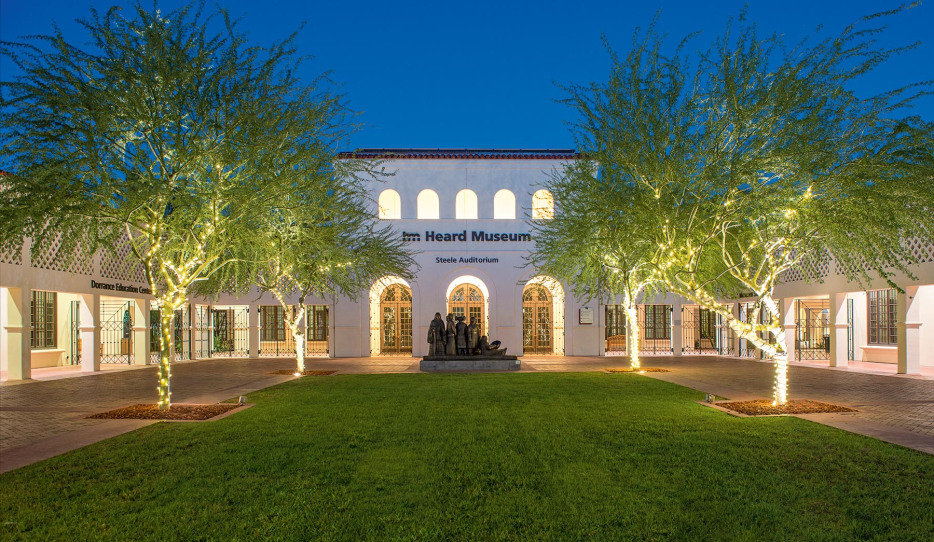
left=2, top=148, right=932, bottom=380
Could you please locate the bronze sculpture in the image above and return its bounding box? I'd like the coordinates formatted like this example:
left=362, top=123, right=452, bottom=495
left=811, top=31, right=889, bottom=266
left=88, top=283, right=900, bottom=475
left=479, top=335, right=508, bottom=357
left=422, top=313, right=515, bottom=362
left=467, top=318, right=480, bottom=355
left=427, top=312, right=446, bottom=356
left=445, top=313, right=456, bottom=355
left=455, top=315, right=468, bottom=355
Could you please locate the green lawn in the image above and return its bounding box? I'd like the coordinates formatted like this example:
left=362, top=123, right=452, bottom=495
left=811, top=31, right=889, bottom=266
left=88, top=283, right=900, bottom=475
left=1, top=373, right=932, bottom=541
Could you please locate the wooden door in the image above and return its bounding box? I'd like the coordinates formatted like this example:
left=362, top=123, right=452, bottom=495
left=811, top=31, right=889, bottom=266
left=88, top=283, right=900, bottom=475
left=523, top=285, right=553, bottom=354
left=380, top=285, right=412, bottom=354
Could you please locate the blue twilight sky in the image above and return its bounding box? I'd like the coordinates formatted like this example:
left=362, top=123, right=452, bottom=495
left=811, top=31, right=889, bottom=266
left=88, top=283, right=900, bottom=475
left=2, top=0, right=932, bottom=150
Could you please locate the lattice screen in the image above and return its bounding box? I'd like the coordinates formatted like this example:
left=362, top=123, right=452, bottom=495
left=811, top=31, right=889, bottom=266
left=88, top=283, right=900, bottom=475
left=0, top=246, right=21, bottom=265
left=780, top=251, right=832, bottom=283
left=100, top=239, right=147, bottom=283
left=833, top=256, right=870, bottom=277
left=907, top=237, right=934, bottom=264
left=780, top=267, right=804, bottom=283
left=29, top=234, right=94, bottom=275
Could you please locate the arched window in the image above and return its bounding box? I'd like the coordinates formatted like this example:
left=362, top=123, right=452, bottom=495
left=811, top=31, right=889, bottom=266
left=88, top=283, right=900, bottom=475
left=455, top=189, right=478, bottom=219
left=532, top=189, right=554, bottom=219
left=378, top=189, right=401, bottom=219
left=493, top=189, right=516, bottom=219
left=417, top=189, right=440, bottom=219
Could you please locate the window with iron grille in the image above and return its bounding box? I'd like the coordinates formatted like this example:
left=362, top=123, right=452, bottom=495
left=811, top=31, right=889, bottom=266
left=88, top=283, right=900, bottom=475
left=644, top=305, right=671, bottom=340
left=605, top=305, right=626, bottom=338
left=30, top=290, right=57, bottom=349
left=261, top=306, right=286, bottom=341
left=307, top=305, right=328, bottom=341
left=699, top=308, right=716, bottom=339
left=867, top=289, right=897, bottom=345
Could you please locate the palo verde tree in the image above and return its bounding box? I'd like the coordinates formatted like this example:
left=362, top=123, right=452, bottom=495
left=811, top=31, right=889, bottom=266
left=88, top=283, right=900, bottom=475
left=530, top=161, right=664, bottom=370
left=0, top=3, right=355, bottom=408
left=196, top=158, right=417, bottom=374
left=530, top=30, right=698, bottom=369
left=556, top=9, right=934, bottom=404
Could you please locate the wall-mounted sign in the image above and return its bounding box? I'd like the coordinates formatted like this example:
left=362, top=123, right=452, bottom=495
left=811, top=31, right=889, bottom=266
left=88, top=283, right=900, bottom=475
left=579, top=307, right=594, bottom=325
left=434, top=256, right=500, bottom=264
left=404, top=230, right=531, bottom=243
left=91, top=280, right=152, bottom=295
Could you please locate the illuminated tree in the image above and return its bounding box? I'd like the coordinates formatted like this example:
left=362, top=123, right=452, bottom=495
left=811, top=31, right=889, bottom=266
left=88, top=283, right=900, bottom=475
left=530, top=161, right=663, bottom=370
left=198, top=161, right=417, bottom=374
left=556, top=10, right=934, bottom=403
left=0, top=4, right=354, bottom=408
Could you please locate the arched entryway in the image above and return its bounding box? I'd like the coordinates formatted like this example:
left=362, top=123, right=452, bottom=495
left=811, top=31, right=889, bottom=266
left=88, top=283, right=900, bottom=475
left=380, top=284, right=413, bottom=355
left=523, top=276, right=565, bottom=355
left=522, top=284, right=553, bottom=354
left=444, top=276, right=491, bottom=339
left=369, top=277, right=414, bottom=356
left=448, top=284, right=485, bottom=336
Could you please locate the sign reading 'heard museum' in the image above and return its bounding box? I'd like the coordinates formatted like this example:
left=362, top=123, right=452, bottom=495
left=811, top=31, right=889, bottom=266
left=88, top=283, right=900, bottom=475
left=403, top=230, right=531, bottom=243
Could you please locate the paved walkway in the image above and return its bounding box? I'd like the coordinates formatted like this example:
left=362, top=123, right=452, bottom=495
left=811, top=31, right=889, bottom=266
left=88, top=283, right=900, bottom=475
left=1, top=355, right=932, bottom=473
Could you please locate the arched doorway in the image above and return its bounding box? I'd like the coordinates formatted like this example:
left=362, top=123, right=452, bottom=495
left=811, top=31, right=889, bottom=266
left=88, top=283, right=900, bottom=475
left=523, top=284, right=553, bottom=354
left=448, top=284, right=485, bottom=336
left=379, top=284, right=412, bottom=355
left=523, top=276, right=565, bottom=355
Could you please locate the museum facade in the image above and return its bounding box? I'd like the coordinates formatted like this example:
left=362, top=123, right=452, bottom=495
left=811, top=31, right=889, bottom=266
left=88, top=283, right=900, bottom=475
left=2, top=149, right=933, bottom=379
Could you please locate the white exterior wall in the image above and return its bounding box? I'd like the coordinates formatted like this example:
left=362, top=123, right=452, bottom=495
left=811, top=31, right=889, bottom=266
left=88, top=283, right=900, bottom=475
left=775, top=256, right=934, bottom=368
left=921, top=286, right=934, bottom=365
left=2, top=154, right=932, bottom=373
left=1, top=242, right=153, bottom=376
left=345, top=157, right=594, bottom=357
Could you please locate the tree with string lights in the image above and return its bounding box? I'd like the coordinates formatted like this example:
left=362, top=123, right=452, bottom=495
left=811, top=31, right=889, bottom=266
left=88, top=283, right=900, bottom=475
left=0, top=4, right=360, bottom=408
left=195, top=159, right=417, bottom=374
left=529, top=157, right=663, bottom=369
left=544, top=9, right=933, bottom=404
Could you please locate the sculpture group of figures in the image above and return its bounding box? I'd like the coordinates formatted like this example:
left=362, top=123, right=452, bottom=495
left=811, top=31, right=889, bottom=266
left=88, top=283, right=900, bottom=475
left=427, top=313, right=508, bottom=357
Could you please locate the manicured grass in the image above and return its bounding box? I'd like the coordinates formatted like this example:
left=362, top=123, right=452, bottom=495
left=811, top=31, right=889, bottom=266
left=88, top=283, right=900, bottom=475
left=1, top=373, right=932, bottom=540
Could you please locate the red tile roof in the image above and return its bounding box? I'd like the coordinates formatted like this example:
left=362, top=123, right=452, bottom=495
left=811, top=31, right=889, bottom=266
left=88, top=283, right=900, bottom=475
left=337, top=148, right=579, bottom=160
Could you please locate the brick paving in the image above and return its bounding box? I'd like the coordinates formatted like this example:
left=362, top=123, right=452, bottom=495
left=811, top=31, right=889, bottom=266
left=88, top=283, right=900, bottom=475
left=1, top=354, right=932, bottom=473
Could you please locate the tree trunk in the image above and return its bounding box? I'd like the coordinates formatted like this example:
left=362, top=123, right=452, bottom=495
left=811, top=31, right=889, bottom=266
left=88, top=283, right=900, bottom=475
left=283, top=304, right=306, bottom=374
left=291, top=323, right=306, bottom=374
left=772, top=351, right=789, bottom=405
left=624, top=294, right=640, bottom=369
left=157, top=301, right=177, bottom=410
left=666, top=285, right=790, bottom=404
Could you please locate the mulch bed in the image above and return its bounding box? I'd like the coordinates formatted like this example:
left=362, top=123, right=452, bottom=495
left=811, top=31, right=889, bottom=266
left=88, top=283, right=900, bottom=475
left=268, top=370, right=337, bottom=376
left=88, top=404, right=242, bottom=421
left=716, top=399, right=857, bottom=416
left=604, top=367, right=671, bottom=373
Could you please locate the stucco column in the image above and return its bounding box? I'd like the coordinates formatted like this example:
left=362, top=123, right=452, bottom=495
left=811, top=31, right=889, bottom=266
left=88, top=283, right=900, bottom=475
left=248, top=302, right=259, bottom=358
left=829, top=293, right=849, bottom=368
left=132, top=300, right=149, bottom=365
left=782, top=298, right=797, bottom=362
left=4, top=287, right=32, bottom=380
left=896, top=286, right=921, bottom=375
left=206, top=306, right=215, bottom=357
left=730, top=303, right=741, bottom=356
left=79, top=293, right=101, bottom=373
left=597, top=302, right=607, bottom=357
left=670, top=299, right=682, bottom=355
left=191, top=305, right=205, bottom=359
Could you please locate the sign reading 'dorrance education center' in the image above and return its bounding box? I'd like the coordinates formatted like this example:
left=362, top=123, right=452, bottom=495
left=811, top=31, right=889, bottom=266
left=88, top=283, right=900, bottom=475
left=91, top=280, right=152, bottom=295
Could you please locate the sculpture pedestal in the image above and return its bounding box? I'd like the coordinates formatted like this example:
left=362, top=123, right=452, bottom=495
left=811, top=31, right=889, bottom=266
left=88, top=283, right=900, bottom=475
left=420, top=356, right=521, bottom=372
